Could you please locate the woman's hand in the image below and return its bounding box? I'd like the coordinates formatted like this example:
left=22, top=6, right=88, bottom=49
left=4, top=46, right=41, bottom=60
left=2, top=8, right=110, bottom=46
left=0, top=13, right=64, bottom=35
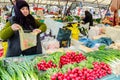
left=11, top=23, right=21, bottom=31
left=33, top=29, right=41, bottom=35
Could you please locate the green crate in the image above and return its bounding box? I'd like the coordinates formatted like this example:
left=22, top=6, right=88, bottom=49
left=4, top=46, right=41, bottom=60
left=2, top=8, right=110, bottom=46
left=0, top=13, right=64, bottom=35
left=55, top=20, right=63, bottom=22
left=39, top=20, right=44, bottom=23
left=93, top=18, right=101, bottom=23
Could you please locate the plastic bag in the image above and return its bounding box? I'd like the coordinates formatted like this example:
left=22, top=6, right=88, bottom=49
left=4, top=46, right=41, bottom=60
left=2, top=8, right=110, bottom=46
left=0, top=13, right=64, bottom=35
left=118, top=9, right=120, bottom=17
left=41, top=37, right=61, bottom=53
left=0, top=41, right=8, bottom=59
left=19, top=27, right=37, bottom=51
left=44, top=18, right=63, bottom=37
left=57, top=28, right=71, bottom=41
left=42, top=37, right=60, bottom=50
left=88, top=26, right=100, bottom=39
left=67, top=23, right=80, bottom=40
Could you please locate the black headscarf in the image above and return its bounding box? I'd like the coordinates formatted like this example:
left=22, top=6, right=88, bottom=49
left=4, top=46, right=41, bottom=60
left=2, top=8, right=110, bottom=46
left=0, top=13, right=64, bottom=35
left=10, top=0, right=22, bottom=5
left=13, top=0, right=37, bottom=30
left=85, top=11, right=90, bottom=16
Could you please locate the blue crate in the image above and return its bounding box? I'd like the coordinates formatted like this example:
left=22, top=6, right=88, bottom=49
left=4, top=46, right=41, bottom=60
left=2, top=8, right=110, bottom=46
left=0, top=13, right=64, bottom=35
left=99, top=74, right=120, bottom=80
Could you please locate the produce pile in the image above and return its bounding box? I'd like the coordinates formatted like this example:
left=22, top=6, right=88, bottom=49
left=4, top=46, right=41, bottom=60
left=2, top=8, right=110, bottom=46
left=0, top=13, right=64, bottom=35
left=85, top=49, right=120, bottom=76
left=59, top=52, right=86, bottom=68
left=85, top=49, right=120, bottom=63
left=34, top=52, right=111, bottom=80
left=0, top=60, right=38, bottom=80
left=0, top=49, right=120, bottom=80
left=51, top=62, right=111, bottom=80
left=63, top=16, right=81, bottom=22
left=37, top=60, right=57, bottom=71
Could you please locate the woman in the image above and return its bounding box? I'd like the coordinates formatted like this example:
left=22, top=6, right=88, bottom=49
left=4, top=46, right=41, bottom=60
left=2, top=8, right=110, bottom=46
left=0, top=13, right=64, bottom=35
left=0, top=1, right=47, bottom=57
left=83, top=10, right=93, bottom=27
left=10, top=0, right=17, bottom=16
left=110, top=0, right=120, bottom=26
left=10, top=0, right=24, bottom=16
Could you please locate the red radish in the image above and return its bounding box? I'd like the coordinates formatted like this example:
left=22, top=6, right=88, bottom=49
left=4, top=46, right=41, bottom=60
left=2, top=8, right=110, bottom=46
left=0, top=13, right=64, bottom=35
left=37, top=60, right=57, bottom=71
left=60, top=52, right=86, bottom=67
left=51, top=61, right=111, bottom=80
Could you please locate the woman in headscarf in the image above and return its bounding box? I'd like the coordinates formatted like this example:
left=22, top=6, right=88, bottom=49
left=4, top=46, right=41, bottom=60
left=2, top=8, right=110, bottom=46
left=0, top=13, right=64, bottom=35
left=10, top=0, right=20, bottom=16
left=110, top=0, right=120, bottom=26
left=0, top=0, right=47, bottom=57
left=83, top=10, right=93, bottom=26
left=82, top=10, right=93, bottom=29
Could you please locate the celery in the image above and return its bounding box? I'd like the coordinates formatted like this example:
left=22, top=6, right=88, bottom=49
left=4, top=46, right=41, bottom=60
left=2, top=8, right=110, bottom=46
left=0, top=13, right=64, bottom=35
left=6, top=66, right=16, bottom=80
left=21, top=60, right=38, bottom=80
left=10, top=62, right=25, bottom=80
left=18, top=64, right=31, bottom=80
left=0, top=67, right=13, bottom=80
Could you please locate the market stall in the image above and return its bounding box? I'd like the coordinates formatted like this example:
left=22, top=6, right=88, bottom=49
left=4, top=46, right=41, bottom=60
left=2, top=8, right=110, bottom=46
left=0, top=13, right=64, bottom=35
left=1, top=0, right=120, bottom=80
left=1, top=49, right=120, bottom=80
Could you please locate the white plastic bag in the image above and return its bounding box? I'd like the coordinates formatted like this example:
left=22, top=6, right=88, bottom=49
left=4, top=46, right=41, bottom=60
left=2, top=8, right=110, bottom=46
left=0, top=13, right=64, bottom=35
left=41, top=37, right=60, bottom=50
left=88, top=26, right=100, bottom=39
left=44, top=18, right=63, bottom=37
left=118, top=9, right=120, bottom=17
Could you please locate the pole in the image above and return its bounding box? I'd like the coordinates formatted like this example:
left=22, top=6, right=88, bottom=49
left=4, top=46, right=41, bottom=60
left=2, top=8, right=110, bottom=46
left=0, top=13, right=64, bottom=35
left=58, top=0, right=60, bottom=6
left=96, top=0, right=102, bottom=19
left=58, top=0, right=62, bottom=17
left=64, top=0, right=69, bottom=16
left=104, top=0, right=112, bottom=19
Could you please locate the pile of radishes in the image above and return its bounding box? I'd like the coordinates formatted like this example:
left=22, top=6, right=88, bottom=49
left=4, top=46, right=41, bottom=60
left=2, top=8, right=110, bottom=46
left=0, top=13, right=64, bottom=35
left=51, top=62, right=111, bottom=80
left=60, top=52, right=86, bottom=68
left=37, top=60, right=57, bottom=71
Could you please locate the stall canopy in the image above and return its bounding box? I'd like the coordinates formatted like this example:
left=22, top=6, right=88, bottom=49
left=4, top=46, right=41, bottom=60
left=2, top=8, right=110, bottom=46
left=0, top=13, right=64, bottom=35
left=0, top=0, right=111, bottom=6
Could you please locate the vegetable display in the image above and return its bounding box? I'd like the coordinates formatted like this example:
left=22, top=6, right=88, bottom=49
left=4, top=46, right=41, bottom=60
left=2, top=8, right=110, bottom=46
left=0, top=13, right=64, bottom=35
left=37, top=60, right=57, bottom=71
left=1, top=49, right=120, bottom=80
left=51, top=62, right=111, bottom=80
left=59, top=52, right=86, bottom=68
left=0, top=60, right=38, bottom=80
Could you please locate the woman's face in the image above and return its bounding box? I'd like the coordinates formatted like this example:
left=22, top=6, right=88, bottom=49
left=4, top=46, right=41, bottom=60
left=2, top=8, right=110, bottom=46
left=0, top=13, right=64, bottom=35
left=12, top=0, right=16, bottom=5
left=20, top=7, right=29, bottom=16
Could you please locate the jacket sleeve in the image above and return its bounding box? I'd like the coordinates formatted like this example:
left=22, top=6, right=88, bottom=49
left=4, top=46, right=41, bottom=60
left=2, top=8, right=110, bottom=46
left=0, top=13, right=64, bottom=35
left=35, top=19, right=47, bottom=32
left=0, top=21, right=14, bottom=40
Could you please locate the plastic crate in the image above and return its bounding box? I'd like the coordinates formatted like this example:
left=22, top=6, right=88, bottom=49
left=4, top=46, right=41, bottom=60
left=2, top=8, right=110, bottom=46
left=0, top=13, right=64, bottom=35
left=55, top=20, right=63, bottom=22
left=39, top=20, right=44, bottom=23
left=100, top=74, right=120, bottom=80
left=3, top=54, right=47, bottom=63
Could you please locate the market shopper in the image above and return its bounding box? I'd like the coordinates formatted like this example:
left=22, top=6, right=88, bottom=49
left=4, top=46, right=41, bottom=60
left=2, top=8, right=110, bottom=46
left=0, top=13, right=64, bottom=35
left=10, top=0, right=17, bottom=16
left=6, top=0, right=22, bottom=22
left=0, top=0, right=47, bottom=57
left=82, top=10, right=93, bottom=28
left=10, top=0, right=21, bottom=16
left=110, top=0, right=120, bottom=26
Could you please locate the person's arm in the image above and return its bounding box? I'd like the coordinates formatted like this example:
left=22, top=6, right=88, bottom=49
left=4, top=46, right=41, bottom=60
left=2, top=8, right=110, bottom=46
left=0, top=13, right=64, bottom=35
left=110, top=0, right=117, bottom=12
left=0, top=22, right=14, bottom=40
left=35, top=19, right=47, bottom=32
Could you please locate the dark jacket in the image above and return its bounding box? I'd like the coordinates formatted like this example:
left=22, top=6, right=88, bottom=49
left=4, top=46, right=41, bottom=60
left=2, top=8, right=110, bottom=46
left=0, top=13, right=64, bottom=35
left=83, top=11, right=93, bottom=26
